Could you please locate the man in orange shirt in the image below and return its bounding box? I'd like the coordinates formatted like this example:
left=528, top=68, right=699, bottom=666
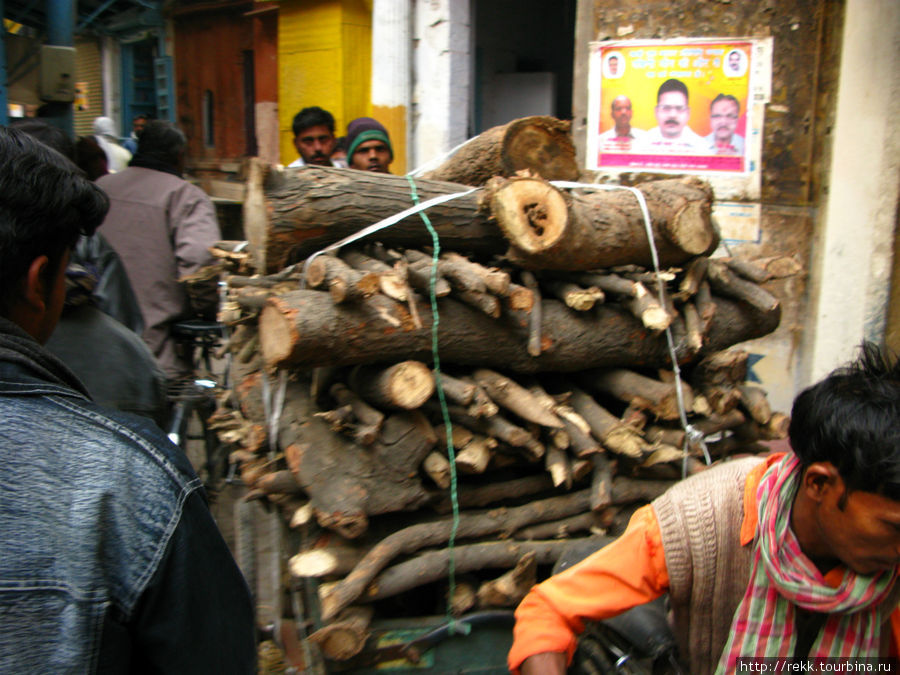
left=510, top=343, right=900, bottom=674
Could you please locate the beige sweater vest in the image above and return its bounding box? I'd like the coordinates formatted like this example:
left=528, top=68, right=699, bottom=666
left=653, top=456, right=900, bottom=673
left=652, top=456, right=763, bottom=675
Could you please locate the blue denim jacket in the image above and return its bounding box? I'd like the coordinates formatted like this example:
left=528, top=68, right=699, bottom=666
left=0, top=318, right=256, bottom=672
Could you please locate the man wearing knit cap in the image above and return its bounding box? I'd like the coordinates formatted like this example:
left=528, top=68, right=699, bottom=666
left=346, top=117, right=393, bottom=173
left=510, top=343, right=900, bottom=674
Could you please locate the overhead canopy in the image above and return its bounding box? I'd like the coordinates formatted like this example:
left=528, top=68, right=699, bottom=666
left=3, top=0, right=162, bottom=37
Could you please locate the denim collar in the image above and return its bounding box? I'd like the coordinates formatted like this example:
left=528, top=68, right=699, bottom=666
left=0, top=316, right=90, bottom=397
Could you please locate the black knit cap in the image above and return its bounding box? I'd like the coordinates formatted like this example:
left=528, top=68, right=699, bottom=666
left=346, top=117, right=393, bottom=160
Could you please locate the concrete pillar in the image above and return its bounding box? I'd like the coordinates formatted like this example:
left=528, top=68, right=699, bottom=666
left=800, top=0, right=900, bottom=384
left=411, top=0, right=471, bottom=171
left=371, top=0, right=410, bottom=174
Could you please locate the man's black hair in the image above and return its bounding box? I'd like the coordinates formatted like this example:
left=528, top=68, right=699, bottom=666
left=0, top=126, right=108, bottom=316
left=789, top=342, right=900, bottom=501
left=292, top=106, right=336, bottom=137
left=657, top=78, right=689, bottom=104
left=9, top=118, right=75, bottom=160
left=710, top=93, right=740, bottom=112
left=135, top=120, right=187, bottom=168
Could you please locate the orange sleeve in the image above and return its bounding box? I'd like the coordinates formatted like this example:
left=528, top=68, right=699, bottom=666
left=890, top=608, right=900, bottom=656
left=507, top=504, right=670, bottom=674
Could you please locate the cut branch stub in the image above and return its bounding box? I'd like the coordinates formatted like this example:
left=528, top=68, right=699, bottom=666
left=472, top=368, right=563, bottom=428
left=349, top=361, right=436, bottom=410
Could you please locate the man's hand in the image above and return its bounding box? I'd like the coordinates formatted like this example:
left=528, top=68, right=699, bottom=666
left=520, top=651, right=567, bottom=675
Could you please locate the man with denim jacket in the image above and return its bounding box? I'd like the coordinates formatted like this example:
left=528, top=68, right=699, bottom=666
left=0, top=126, right=256, bottom=672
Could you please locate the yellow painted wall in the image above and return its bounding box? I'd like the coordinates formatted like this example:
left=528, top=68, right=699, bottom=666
left=278, top=0, right=372, bottom=165
left=372, top=103, right=407, bottom=174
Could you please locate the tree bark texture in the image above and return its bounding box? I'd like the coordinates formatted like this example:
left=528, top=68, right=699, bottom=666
left=248, top=165, right=502, bottom=273
left=420, top=116, right=579, bottom=186
left=259, top=290, right=780, bottom=373
left=279, top=378, right=436, bottom=538
left=319, top=489, right=591, bottom=620
left=247, top=166, right=719, bottom=277
left=363, top=540, right=576, bottom=603
left=490, top=175, right=719, bottom=270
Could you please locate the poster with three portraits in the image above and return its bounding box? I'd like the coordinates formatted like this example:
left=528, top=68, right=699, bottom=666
left=586, top=38, right=772, bottom=199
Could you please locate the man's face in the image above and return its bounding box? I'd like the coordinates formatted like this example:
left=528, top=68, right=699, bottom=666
left=350, top=140, right=392, bottom=173
left=293, top=124, right=337, bottom=166
left=812, top=477, right=900, bottom=576
left=133, top=117, right=146, bottom=135
left=655, top=91, right=690, bottom=139
left=710, top=99, right=739, bottom=143
left=611, top=98, right=632, bottom=130
left=729, top=52, right=741, bottom=72
left=608, top=57, right=619, bottom=75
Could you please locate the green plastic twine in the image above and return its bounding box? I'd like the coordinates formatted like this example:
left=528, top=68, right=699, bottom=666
left=405, top=175, right=465, bottom=634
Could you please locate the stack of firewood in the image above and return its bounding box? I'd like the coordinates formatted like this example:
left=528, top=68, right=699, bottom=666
left=202, top=117, right=801, bottom=667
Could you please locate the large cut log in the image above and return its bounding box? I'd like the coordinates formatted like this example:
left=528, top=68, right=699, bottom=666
left=246, top=163, right=720, bottom=276
left=319, top=489, right=592, bottom=620
left=259, top=290, right=781, bottom=373
left=489, top=175, right=719, bottom=270
left=420, top=116, right=579, bottom=186
left=246, top=164, right=503, bottom=272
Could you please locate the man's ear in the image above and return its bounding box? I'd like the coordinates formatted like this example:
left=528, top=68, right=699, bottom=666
left=801, top=462, right=842, bottom=503
left=22, top=255, right=51, bottom=312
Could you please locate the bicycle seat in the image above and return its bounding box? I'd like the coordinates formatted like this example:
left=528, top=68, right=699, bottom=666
left=171, top=319, right=225, bottom=340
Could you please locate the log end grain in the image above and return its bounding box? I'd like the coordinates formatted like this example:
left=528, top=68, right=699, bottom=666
left=669, top=200, right=718, bottom=256
left=387, top=361, right=436, bottom=409
left=259, top=297, right=300, bottom=368
left=502, top=117, right=579, bottom=182
left=490, top=178, right=569, bottom=255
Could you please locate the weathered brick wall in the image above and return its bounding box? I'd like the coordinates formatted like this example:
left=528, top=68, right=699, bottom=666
left=576, top=0, right=845, bottom=409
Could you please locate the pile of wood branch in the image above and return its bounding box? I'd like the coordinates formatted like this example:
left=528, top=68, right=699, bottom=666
left=204, top=117, right=801, bottom=667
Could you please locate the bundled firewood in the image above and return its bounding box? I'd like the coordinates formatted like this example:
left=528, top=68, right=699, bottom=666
left=202, top=119, right=802, bottom=667
left=209, top=250, right=792, bottom=658
left=243, top=164, right=719, bottom=274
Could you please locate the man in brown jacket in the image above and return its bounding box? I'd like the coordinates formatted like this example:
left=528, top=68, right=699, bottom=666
left=97, top=120, right=220, bottom=379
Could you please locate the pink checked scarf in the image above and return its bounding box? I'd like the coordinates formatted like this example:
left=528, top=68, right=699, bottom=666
left=716, top=452, right=898, bottom=672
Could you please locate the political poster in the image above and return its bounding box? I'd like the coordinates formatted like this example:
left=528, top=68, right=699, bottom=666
left=586, top=39, right=761, bottom=175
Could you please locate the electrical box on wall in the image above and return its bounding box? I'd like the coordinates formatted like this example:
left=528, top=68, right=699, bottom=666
left=40, top=45, right=77, bottom=102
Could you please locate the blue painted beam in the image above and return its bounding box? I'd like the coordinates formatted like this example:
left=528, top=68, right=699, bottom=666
left=44, top=0, right=73, bottom=136
left=46, top=0, right=73, bottom=45
left=76, top=0, right=118, bottom=32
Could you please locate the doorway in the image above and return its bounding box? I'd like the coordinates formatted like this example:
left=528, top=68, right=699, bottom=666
left=473, top=0, right=576, bottom=133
